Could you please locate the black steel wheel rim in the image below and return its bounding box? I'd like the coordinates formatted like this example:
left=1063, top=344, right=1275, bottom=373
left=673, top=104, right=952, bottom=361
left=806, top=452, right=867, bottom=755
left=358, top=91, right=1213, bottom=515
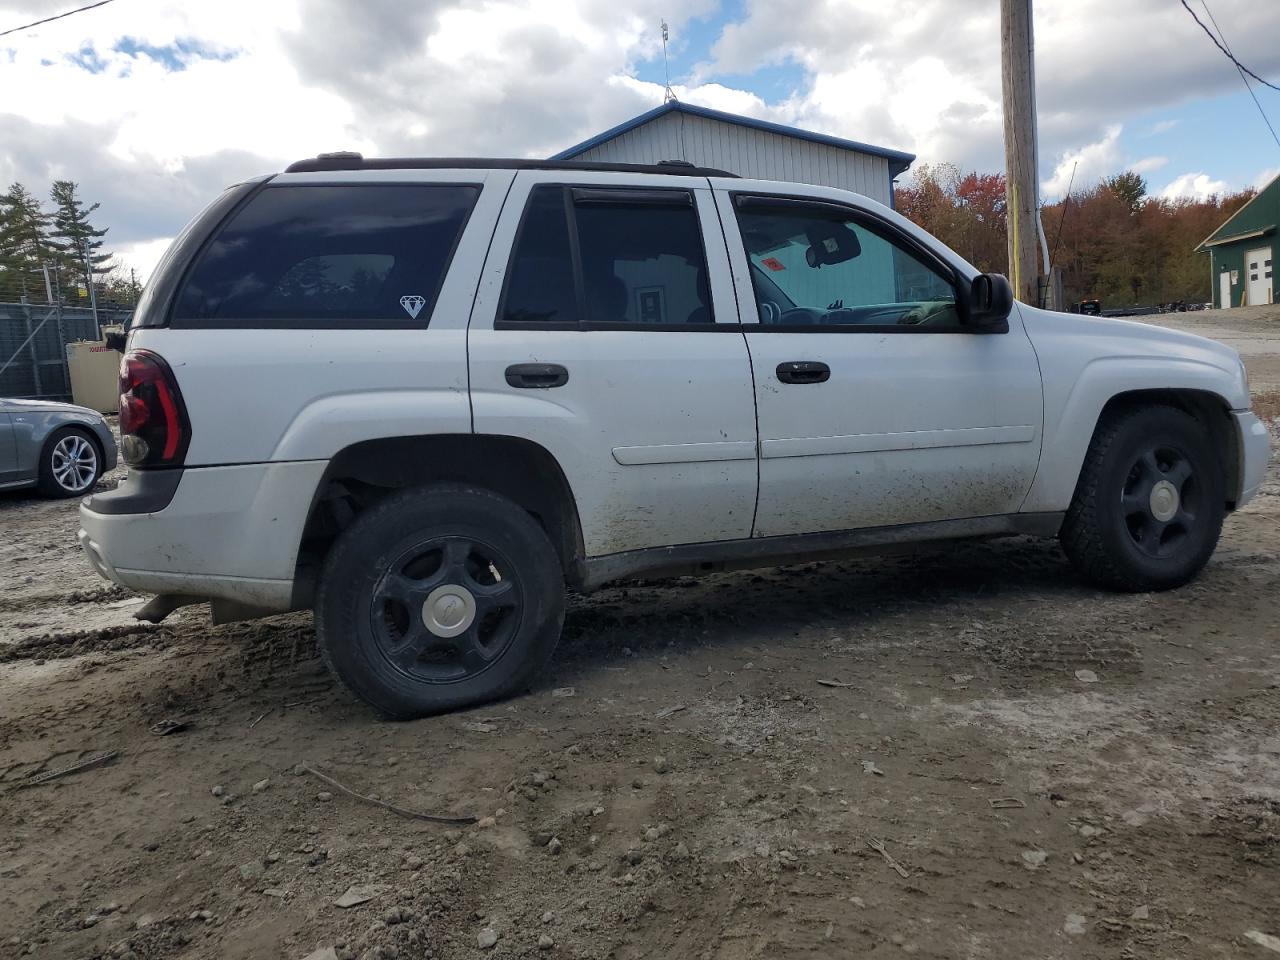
left=1120, top=443, right=1199, bottom=559
left=369, top=535, right=523, bottom=683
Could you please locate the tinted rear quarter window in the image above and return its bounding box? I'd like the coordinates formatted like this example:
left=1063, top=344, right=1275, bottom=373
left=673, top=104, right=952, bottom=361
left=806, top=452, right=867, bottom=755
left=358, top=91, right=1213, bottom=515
left=501, top=185, right=579, bottom=324
left=173, top=184, right=479, bottom=327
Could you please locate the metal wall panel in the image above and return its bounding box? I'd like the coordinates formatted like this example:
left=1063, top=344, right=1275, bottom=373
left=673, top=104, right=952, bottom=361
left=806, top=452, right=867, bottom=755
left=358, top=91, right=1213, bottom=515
left=574, top=113, right=893, bottom=205
left=0, top=303, right=132, bottom=401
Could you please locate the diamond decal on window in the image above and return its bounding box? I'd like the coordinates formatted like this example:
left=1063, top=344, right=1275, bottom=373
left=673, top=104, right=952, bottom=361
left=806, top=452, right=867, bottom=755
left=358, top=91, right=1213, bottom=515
left=400, top=295, right=426, bottom=319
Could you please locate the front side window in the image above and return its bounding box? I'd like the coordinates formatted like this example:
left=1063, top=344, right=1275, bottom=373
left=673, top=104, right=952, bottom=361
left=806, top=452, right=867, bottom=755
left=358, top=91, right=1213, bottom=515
left=501, top=185, right=714, bottom=327
left=173, top=184, right=478, bottom=326
left=734, top=199, right=959, bottom=329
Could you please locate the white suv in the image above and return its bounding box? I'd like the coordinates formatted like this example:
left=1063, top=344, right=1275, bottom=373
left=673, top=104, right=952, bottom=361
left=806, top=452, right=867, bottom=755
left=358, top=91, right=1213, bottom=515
left=79, top=155, right=1271, bottom=717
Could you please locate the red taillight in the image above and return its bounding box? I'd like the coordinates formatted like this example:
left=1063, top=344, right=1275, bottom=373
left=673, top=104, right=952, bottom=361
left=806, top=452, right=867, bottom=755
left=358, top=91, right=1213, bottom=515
left=118, top=350, right=190, bottom=467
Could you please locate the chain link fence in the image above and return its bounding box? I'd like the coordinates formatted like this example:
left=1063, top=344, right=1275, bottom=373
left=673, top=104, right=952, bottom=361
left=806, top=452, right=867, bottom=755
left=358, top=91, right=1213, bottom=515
left=0, top=301, right=134, bottom=402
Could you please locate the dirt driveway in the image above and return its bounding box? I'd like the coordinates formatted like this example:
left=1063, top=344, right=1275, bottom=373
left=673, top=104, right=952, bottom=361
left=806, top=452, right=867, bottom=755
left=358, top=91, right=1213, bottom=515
left=2, top=308, right=1278, bottom=960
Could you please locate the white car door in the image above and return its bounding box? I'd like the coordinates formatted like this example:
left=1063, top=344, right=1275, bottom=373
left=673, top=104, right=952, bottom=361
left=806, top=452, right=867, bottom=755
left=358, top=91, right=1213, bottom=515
left=713, top=183, right=1044, bottom=538
left=468, top=170, right=758, bottom=558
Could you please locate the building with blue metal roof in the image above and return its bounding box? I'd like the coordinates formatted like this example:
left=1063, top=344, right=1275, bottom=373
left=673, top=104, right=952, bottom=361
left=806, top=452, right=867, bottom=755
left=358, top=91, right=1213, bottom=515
left=550, top=100, right=915, bottom=208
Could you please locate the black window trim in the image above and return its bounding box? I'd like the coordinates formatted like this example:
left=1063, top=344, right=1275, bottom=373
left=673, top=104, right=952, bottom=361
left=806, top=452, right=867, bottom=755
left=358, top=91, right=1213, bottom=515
left=494, top=182, right=738, bottom=333
left=729, top=191, right=984, bottom=335
left=169, top=181, right=483, bottom=331
left=570, top=187, right=695, bottom=207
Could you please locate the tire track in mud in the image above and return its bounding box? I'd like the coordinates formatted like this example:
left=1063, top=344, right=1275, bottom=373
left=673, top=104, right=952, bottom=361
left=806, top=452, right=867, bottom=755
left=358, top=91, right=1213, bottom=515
left=0, top=584, right=133, bottom=614
left=1, top=610, right=320, bottom=669
left=0, top=622, right=170, bottom=663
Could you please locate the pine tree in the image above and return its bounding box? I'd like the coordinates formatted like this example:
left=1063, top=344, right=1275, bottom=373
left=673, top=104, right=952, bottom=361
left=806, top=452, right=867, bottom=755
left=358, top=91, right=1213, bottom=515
left=49, top=180, right=113, bottom=301
left=1106, top=171, right=1148, bottom=215
left=0, top=182, right=57, bottom=302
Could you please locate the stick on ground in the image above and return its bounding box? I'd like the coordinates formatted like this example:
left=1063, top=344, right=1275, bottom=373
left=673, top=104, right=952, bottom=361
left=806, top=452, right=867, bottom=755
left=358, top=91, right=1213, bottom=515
left=300, top=764, right=476, bottom=825
left=15, top=751, right=119, bottom=790
left=866, top=837, right=910, bottom=879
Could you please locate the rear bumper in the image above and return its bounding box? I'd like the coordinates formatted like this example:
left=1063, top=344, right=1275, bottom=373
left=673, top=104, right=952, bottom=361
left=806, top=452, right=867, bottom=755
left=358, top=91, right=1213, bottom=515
left=83, top=467, right=183, bottom=514
left=1234, top=410, right=1271, bottom=508
left=78, top=459, right=327, bottom=609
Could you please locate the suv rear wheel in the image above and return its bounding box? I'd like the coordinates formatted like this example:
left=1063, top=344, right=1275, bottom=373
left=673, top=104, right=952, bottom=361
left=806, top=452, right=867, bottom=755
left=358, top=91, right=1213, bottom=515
left=1060, top=405, right=1224, bottom=591
left=316, top=485, right=565, bottom=718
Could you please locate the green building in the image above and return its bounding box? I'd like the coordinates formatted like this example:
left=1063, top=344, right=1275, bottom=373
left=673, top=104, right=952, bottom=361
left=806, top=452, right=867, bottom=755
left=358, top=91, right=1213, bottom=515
left=1198, top=173, right=1278, bottom=309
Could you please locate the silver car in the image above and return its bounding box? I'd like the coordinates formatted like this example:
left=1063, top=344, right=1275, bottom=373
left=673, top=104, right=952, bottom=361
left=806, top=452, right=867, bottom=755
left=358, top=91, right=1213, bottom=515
left=0, top=399, right=118, bottom=498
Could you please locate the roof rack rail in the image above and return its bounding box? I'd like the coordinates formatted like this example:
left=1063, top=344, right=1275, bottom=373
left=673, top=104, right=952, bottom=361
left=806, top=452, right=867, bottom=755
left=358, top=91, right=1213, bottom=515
left=283, top=155, right=739, bottom=178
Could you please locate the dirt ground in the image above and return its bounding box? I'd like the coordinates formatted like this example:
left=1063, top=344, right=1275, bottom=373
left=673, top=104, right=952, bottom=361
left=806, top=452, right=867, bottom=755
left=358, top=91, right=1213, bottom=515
left=2, top=308, right=1278, bottom=960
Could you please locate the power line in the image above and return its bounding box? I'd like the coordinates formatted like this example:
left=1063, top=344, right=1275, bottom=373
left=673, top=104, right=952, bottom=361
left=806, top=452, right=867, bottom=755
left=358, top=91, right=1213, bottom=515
left=0, top=0, right=116, bottom=39
left=1189, top=0, right=1280, bottom=152
left=1180, top=0, right=1280, bottom=93
left=1049, top=161, right=1077, bottom=273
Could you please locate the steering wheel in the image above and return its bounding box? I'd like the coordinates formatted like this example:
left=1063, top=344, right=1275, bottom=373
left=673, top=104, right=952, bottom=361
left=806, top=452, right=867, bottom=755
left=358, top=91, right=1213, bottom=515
left=897, top=302, right=953, bottom=326
left=758, top=300, right=782, bottom=324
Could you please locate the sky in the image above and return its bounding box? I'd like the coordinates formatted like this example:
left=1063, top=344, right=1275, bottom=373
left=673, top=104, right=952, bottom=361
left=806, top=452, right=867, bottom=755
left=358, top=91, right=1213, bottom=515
left=1, top=0, right=1279, bottom=281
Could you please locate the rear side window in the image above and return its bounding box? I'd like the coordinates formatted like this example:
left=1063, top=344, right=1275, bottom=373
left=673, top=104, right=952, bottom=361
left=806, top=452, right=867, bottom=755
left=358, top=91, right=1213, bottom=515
left=173, top=184, right=478, bottom=327
left=499, top=184, right=714, bottom=328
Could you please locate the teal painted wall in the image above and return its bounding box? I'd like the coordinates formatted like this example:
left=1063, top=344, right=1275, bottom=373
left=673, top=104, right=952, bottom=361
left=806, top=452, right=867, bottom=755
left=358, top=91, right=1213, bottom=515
left=1211, top=239, right=1276, bottom=308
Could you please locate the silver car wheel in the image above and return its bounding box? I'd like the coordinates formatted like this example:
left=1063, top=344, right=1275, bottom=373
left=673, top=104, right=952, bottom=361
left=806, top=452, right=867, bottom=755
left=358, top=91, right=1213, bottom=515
left=51, top=433, right=98, bottom=493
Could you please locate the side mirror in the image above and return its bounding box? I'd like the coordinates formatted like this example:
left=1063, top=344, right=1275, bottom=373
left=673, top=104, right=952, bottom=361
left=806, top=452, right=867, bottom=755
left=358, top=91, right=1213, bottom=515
left=966, top=273, right=1013, bottom=332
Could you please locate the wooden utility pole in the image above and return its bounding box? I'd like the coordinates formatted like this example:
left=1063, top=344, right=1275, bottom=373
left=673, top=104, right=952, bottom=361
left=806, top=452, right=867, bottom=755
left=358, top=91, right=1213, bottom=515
left=1001, top=0, right=1041, bottom=304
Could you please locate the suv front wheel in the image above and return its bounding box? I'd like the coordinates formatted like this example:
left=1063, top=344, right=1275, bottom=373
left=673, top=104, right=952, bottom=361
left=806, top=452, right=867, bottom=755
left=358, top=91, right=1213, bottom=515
left=316, top=485, right=566, bottom=718
left=1060, top=405, right=1224, bottom=591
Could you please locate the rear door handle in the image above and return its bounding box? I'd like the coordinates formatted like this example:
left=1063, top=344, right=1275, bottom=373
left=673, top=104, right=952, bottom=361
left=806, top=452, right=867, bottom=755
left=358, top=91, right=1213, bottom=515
left=505, top=363, right=569, bottom=388
left=776, top=361, right=830, bottom=384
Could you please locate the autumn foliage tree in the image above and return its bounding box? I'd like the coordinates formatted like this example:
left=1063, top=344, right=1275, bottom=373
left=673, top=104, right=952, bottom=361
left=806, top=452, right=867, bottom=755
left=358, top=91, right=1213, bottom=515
left=896, top=163, right=1008, bottom=274
left=1041, top=181, right=1252, bottom=307
left=897, top=163, right=1254, bottom=308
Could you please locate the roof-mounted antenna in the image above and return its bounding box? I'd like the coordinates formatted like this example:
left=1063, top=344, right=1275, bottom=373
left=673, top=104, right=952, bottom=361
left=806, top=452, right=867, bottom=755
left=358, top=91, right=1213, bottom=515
left=661, top=19, right=677, bottom=103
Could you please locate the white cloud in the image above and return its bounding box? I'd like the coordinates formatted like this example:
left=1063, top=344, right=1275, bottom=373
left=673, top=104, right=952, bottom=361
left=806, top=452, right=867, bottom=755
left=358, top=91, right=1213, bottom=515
left=1147, top=119, right=1180, bottom=135
left=0, top=0, right=360, bottom=253
left=678, top=82, right=774, bottom=120
left=1042, top=125, right=1123, bottom=198
left=701, top=0, right=1280, bottom=178
left=1039, top=129, right=1169, bottom=198
left=3, top=0, right=1277, bottom=265
left=1254, top=168, right=1280, bottom=191
left=112, top=237, right=174, bottom=286
left=702, top=0, right=1002, bottom=169
left=1159, top=172, right=1230, bottom=201
left=1130, top=155, right=1169, bottom=175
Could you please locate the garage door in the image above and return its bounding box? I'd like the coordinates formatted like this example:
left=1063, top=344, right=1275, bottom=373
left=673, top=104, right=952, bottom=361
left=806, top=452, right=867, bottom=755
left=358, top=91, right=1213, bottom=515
left=1245, top=246, right=1273, bottom=305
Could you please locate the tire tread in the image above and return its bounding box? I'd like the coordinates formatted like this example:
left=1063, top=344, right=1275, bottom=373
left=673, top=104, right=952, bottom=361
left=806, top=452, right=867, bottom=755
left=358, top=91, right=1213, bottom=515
left=315, top=483, right=564, bottom=719
left=1060, top=404, right=1222, bottom=591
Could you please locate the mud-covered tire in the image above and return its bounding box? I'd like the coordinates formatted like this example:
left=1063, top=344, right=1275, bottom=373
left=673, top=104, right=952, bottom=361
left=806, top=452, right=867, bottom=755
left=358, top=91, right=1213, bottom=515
left=316, top=484, right=565, bottom=719
left=1060, top=405, right=1224, bottom=591
left=37, top=427, right=102, bottom=498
